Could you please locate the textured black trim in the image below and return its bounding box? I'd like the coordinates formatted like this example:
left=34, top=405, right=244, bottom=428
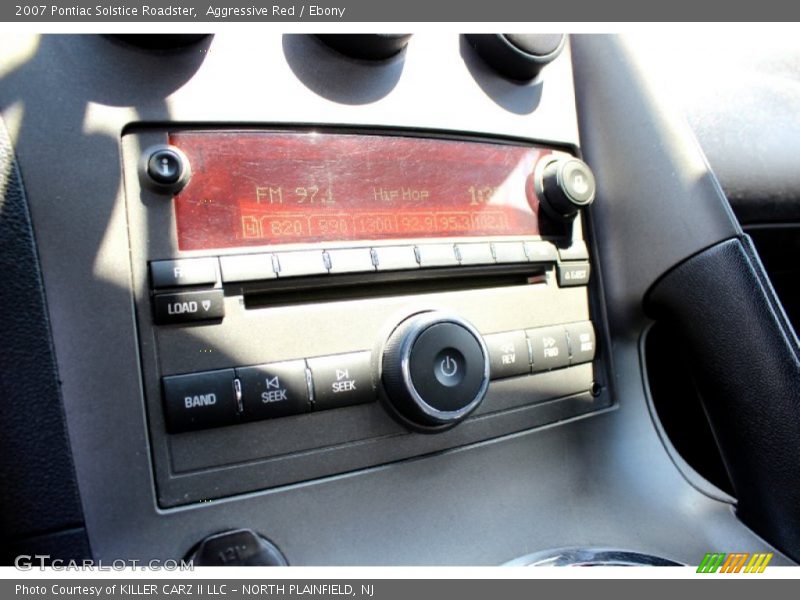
left=0, top=114, right=90, bottom=560
left=645, top=236, right=800, bottom=561
left=1, top=528, right=91, bottom=566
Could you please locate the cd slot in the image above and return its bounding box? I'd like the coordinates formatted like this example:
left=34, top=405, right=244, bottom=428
left=241, top=264, right=547, bottom=309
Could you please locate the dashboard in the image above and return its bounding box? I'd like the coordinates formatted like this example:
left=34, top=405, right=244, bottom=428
left=1, top=32, right=798, bottom=567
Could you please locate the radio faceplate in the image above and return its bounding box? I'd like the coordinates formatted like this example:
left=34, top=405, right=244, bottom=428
left=121, top=128, right=610, bottom=507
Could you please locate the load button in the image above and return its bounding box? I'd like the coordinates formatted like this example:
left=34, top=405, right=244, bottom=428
left=154, top=289, right=224, bottom=325
left=307, top=351, right=375, bottom=410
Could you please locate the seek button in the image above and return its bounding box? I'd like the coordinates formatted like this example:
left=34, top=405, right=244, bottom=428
left=307, top=352, right=375, bottom=410
left=236, top=360, right=311, bottom=420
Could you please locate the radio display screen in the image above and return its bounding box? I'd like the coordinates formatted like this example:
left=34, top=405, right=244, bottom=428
left=170, top=131, right=551, bottom=251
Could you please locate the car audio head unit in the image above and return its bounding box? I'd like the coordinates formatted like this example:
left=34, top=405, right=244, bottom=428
left=121, top=127, right=610, bottom=507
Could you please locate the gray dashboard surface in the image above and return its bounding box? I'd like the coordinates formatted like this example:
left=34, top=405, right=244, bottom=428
left=0, top=33, right=788, bottom=564
left=628, top=32, right=800, bottom=224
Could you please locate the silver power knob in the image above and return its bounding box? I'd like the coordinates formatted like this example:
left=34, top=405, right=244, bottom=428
left=381, top=312, right=490, bottom=431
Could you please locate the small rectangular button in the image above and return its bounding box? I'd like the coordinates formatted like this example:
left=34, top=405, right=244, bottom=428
left=374, top=246, right=419, bottom=271
left=275, top=251, right=328, bottom=277
left=153, top=290, right=224, bottom=325
left=417, top=244, right=459, bottom=268
left=527, top=325, right=570, bottom=372
left=307, top=351, right=375, bottom=410
left=557, top=262, right=591, bottom=287
left=162, top=369, right=238, bottom=433
left=150, top=258, right=218, bottom=289
left=326, top=248, right=375, bottom=274
left=492, top=241, right=528, bottom=264
left=567, top=321, right=596, bottom=365
left=456, top=243, right=495, bottom=266
left=236, top=360, right=311, bottom=420
left=524, top=241, right=559, bottom=263
left=220, top=254, right=276, bottom=283
left=484, top=331, right=531, bottom=379
left=558, top=241, right=590, bottom=261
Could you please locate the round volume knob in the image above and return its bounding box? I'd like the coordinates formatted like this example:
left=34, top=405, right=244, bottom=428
left=381, top=312, right=490, bottom=430
left=536, top=157, right=596, bottom=222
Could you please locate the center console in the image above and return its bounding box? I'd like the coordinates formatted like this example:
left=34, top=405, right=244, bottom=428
left=122, top=127, right=608, bottom=507
left=5, top=32, right=786, bottom=567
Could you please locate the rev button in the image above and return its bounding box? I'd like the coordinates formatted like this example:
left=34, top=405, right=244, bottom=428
left=153, top=290, right=224, bottom=325
left=484, top=330, right=531, bottom=379
left=236, top=360, right=311, bottom=420
left=162, top=369, right=238, bottom=433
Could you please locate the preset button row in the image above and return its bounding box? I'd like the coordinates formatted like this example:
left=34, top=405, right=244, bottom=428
left=217, top=241, right=561, bottom=281
left=163, top=351, right=374, bottom=433
left=484, top=321, right=596, bottom=380
left=149, top=240, right=573, bottom=289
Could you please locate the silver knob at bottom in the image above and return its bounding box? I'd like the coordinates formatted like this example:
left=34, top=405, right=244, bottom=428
left=381, top=312, right=490, bottom=430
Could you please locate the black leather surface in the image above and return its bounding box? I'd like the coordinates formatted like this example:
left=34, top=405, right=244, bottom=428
left=0, top=115, right=89, bottom=554
left=1, top=528, right=91, bottom=566
left=645, top=236, right=800, bottom=560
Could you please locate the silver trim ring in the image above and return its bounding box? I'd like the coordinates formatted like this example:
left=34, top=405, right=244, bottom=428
left=395, top=311, right=491, bottom=424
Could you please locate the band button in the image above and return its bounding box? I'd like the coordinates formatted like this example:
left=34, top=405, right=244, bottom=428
left=162, top=370, right=238, bottom=433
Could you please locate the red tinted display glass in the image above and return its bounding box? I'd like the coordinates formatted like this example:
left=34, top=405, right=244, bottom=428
left=170, top=131, right=550, bottom=251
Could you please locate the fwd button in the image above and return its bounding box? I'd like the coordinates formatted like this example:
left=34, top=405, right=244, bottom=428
left=527, top=325, right=570, bottom=372
left=162, top=369, right=238, bottom=433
